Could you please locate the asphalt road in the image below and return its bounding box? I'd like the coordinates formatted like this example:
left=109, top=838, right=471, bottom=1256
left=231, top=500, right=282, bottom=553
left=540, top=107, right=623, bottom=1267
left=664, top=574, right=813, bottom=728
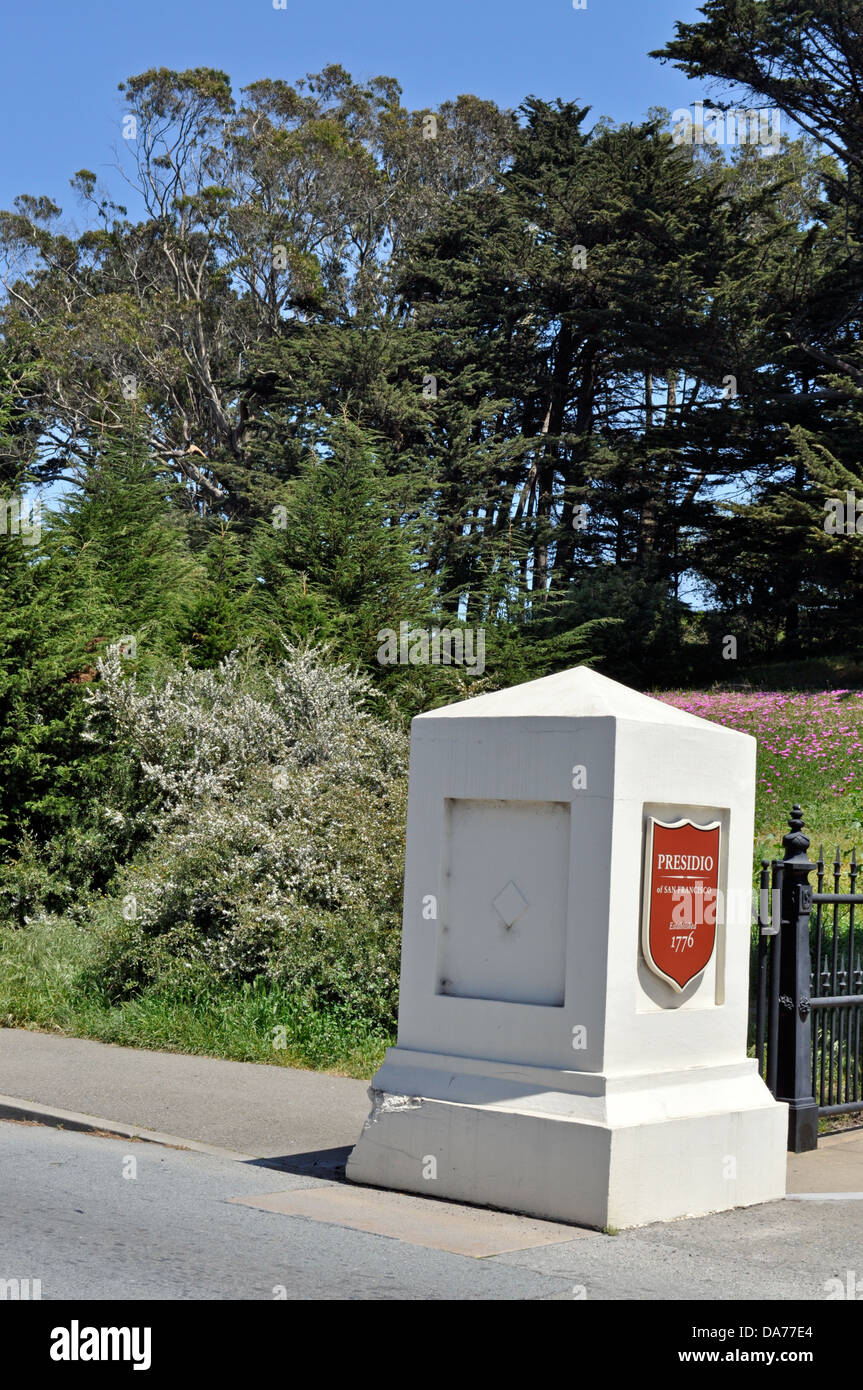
left=0, top=1121, right=577, bottom=1301
left=2, top=1120, right=862, bottom=1301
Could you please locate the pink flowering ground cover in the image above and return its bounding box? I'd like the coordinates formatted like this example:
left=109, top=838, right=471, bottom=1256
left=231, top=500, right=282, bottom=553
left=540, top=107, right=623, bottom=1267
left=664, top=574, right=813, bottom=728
left=654, top=689, right=863, bottom=859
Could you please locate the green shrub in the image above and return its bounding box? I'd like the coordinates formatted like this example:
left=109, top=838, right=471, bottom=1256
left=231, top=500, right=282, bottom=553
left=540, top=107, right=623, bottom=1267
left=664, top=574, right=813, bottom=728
left=74, top=641, right=408, bottom=1026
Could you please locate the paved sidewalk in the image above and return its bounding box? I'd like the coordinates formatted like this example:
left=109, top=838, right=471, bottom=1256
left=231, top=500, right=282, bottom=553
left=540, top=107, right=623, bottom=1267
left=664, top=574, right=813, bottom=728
left=2, top=1026, right=861, bottom=1193
left=0, top=1027, right=370, bottom=1169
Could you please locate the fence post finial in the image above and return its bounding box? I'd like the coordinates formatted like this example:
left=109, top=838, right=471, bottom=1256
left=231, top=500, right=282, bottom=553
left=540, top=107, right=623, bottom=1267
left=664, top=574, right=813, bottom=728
left=783, top=803, right=811, bottom=864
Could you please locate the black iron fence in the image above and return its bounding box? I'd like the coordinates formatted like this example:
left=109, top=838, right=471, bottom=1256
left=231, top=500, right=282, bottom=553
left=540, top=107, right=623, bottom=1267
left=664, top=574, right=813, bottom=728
left=754, top=804, right=863, bottom=1152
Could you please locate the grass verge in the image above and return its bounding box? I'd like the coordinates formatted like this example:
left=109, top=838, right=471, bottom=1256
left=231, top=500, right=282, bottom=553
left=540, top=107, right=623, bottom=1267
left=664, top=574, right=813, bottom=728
left=0, top=917, right=391, bottom=1078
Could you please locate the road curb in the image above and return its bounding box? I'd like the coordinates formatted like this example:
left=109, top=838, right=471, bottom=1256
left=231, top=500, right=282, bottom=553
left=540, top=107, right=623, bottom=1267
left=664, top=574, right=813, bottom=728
left=0, top=1093, right=257, bottom=1163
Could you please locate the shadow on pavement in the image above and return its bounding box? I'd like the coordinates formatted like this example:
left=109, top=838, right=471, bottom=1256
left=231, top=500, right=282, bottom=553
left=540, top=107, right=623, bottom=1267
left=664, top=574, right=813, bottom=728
left=243, top=1146, right=354, bottom=1180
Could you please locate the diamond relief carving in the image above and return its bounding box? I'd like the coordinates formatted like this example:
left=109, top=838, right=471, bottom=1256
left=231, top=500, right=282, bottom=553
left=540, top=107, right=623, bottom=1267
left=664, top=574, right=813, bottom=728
left=492, top=880, right=529, bottom=928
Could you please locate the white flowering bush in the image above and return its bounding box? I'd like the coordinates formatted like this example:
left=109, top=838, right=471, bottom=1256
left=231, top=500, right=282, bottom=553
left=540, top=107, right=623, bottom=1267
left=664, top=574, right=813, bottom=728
left=81, top=643, right=408, bottom=1026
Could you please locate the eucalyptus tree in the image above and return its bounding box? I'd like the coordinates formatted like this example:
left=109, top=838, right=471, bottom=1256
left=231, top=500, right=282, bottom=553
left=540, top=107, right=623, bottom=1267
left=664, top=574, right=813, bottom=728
left=0, top=66, right=514, bottom=527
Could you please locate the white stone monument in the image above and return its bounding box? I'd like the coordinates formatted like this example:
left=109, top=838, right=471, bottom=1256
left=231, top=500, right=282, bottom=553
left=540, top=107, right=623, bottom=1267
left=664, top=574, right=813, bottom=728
left=347, top=666, right=787, bottom=1228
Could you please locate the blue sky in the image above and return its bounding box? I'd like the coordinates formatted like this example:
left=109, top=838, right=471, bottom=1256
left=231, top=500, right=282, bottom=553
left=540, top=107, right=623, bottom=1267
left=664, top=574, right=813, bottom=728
left=0, top=0, right=714, bottom=215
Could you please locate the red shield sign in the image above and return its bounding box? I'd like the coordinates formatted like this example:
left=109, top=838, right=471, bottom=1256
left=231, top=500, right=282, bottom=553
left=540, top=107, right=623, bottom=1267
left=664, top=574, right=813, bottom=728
left=642, top=818, right=721, bottom=992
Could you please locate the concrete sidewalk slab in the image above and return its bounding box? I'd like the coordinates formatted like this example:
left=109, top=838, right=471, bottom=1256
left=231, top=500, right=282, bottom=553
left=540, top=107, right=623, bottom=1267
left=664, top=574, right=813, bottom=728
left=787, top=1125, right=863, bottom=1194
left=230, top=1185, right=589, bottom=1257
left=0, top=1027, right=370, bottom=1166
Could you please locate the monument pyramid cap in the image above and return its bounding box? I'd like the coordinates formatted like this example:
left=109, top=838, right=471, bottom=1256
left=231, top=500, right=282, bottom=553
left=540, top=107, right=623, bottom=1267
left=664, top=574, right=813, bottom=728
left=416, top=664, right=749, bottom=738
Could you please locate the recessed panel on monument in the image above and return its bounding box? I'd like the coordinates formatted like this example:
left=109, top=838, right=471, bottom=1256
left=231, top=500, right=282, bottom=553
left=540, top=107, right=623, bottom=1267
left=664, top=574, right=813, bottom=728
left=436, top=797, right=570, bottom=1007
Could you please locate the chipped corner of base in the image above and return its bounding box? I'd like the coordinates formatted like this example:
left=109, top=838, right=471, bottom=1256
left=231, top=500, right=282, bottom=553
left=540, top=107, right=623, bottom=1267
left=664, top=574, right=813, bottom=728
left=373, top=1089, right=425, bottom=1117
left=347, top=1088, right=425, bottom=1185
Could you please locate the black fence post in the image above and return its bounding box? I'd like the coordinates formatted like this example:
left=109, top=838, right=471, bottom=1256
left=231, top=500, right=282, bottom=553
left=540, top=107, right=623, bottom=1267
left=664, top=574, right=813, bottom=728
left=776, top=804, right=819, bottom=1153
left=755, top=859, right=771, bottom=1079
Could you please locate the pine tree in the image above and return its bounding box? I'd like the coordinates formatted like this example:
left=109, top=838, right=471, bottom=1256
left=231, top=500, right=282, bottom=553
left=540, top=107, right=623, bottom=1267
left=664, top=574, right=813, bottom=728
left=0, top=416, right=202, bottom=853
left=253, top=414, right=429, bottom=671
left=182, top=523, right=256, bottom=668
left=0, top=356, right=51, bottom=848
left=44, top=415, right=203, bottom=676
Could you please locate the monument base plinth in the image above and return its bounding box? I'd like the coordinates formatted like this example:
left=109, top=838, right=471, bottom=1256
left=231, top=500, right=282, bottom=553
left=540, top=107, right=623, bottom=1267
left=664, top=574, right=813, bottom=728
left=346, top=1051, right=788, bottom=1229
